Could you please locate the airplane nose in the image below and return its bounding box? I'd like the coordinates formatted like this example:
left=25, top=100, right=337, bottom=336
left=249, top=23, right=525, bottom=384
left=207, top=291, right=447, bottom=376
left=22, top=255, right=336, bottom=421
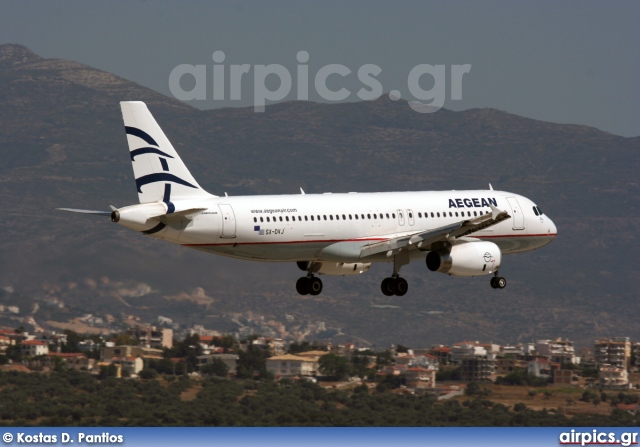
left=547, top=217, right=557, bottom=237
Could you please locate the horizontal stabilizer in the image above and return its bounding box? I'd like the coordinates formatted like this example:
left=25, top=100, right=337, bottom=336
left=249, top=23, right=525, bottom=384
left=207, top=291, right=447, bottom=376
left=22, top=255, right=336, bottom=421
left=57, top=208, right=111, bottom=216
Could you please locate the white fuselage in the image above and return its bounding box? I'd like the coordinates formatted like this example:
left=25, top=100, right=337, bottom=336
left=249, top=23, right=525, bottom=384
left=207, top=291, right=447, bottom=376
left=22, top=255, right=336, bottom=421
left=152, top=189, right=556, bottom=263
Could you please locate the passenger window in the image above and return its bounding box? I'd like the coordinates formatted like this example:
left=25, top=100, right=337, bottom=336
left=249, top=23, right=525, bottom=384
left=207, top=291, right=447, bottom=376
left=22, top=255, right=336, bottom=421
left=373, top=214, right=377, bottom=219
left=330, top=215, right=333, bottom=220
left=253, top=217, right=257, bottom=223
left=386, top=213, right=390, bottom=218
left=285, top=216, right=289, bottom=222
left=437, top=212, right=440, bottom=218
left=267, top=217, right=270, bottom=222
left=409, top=212, right=413, bottom=218
left=349, top=214, right=352, bottom=220
left=455, top=212, right=458, bottom=217
left=473, top=211, right=477, bottom=216
left=418, top=212, right=422, bottom=218
left=260, top=217, right=264, bottom=222
left=392, top=213, right=396, bottom=218
left=367, top=214, right=371, bottom=219
left=342, top=214, right=346, bottom=220
left=355, top=215, right=358, bottom=220
left=311, top=216, right=314, bottom=221
left=449, top=212, right=452, bottom=217
left=304, top=216, right=308, bottom=221
left=361, top=214, right=365, bottom=219
left=279, top=216, right=283, bottom=222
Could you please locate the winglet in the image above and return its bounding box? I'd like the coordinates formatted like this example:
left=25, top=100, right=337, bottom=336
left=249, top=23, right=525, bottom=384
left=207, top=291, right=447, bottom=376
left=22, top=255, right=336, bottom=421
left=300, top=187, right=305, bottom=195
left=489, top=183, right=494, bottom=191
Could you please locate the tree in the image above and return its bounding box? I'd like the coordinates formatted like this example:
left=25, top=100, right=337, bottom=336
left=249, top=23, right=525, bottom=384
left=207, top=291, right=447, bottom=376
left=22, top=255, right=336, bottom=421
left=318, top=354, right=351, bottom=380
left=349, top=352, right=373, bottom=379
left=201, top=359, right=229, bottom=377
left=62, top=330, right=83, bottom=353
left=99, top=364, right=118, bottom=379
left=138, top=368, right=158, bottom=380
left=375, top=350, right=393, bottom=367
left=235, top=345, right=269, bottom=379
left=396, top=344, right=410, bottom=353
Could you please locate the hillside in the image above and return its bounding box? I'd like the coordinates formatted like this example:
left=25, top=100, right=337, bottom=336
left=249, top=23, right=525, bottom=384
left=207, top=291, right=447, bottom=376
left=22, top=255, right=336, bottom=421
left=0, top=44, right=638, bottom=348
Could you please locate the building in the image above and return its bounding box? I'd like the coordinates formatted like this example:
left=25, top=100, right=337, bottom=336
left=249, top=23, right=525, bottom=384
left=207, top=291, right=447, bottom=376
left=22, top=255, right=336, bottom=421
left=632, top=342, right=640, bottom=371
left=428, top=346, right=451, bottom=365
left=599, top=365, right=630, bottom=389
left=553, top=369, right=583, bottom=387
left=101, top=345, right=163, bottom=363
left=0, top=335, right=13, bottom=353
left=126, top=326, right=173, bottom=349
left=20, top=340, right=49, bottom=357
left=461, top=357, right=496, bottom=382
left=405, top=367, right=436, bottom=389
left=197, top=353, right=239, bottom=375
left=535, top=338, right=578, bottom=364
left=527, top=358, right=557, bottom=378
left=266, top=354, right=319, bottom=378
left=594, top=337, right=631, bottom=370
left=495, top=357, right=528, bottom=376
left=112, top=357, right=144, bottom=376
left=44, top=353, right=94, bottom=371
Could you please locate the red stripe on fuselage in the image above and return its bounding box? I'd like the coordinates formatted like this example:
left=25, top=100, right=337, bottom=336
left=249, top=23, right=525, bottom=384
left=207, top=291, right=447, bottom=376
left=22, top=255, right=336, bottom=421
left=181, top=233, right=556, bottom=248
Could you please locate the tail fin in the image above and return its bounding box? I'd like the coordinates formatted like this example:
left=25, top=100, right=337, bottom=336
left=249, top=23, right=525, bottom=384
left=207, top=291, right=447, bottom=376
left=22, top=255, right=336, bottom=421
left=120, top=101, right=215, bottom=206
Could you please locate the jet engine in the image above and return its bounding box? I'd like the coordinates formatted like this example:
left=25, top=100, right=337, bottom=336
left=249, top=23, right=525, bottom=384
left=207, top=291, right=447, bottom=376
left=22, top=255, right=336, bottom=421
left=297, top=261, right=371, bottom=276
left=426, top=241, right=501, bottom=277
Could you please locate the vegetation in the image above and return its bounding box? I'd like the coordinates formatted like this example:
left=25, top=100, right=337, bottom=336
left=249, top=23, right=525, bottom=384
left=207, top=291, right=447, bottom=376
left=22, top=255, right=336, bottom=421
left=0, top=370, right=637, bottom=427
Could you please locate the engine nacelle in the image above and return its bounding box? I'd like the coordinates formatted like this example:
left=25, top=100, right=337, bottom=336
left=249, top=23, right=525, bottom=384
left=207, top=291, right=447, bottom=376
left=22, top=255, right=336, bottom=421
left=426, top=241, right=502, bottom=277
left=297, top=261, right=371, bottom=276
left=110, top=202, right=167, bottom=232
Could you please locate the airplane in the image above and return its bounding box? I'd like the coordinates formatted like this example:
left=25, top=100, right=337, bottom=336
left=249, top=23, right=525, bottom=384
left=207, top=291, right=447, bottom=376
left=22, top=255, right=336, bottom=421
left=60, top=101, right=557, bottom=297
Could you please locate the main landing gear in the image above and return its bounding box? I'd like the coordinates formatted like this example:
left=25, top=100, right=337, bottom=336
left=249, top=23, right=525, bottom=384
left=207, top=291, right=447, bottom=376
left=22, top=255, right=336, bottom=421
left=490, top=273, right=507, bottom=289
left=296, top=275, right=323, bottom=296
left=381, top=251, right=410, bottom=296
left=381, top=276, right=408, bottom=296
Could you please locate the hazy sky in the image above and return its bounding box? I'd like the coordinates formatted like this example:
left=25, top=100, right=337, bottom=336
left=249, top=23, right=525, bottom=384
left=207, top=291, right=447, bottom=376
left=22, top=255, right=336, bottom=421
left=1, top=0, right=638, bottom=137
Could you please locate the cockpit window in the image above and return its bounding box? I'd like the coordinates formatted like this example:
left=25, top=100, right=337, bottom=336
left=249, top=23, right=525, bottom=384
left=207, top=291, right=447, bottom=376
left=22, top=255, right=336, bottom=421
left=533, top=206, right=539, bottom=216
left=537, top=206, right=543, bottom=215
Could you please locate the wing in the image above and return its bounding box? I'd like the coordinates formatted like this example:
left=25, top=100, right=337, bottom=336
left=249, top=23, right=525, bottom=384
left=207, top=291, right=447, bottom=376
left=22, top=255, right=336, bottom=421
left=360, top=205, right=511, bottom=258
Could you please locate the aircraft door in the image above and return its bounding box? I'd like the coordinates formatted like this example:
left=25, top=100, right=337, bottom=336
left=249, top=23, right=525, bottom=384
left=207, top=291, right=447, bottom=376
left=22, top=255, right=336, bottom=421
left=407, top=209, right=415, bottom=226
left=397, top=209, right=405, bottom=226
left=218, top=204, right=237, bottom=238
left=506, top=197, right=525, bottom=230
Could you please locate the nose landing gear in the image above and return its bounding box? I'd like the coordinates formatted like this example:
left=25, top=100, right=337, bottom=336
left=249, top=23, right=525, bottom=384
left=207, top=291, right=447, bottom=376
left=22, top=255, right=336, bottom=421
left=490, top=274, right=507, bottom=289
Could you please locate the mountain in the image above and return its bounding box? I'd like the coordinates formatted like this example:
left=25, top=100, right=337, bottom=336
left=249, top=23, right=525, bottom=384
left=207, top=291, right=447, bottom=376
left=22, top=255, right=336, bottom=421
left=0, top=44, right=638, bottom=348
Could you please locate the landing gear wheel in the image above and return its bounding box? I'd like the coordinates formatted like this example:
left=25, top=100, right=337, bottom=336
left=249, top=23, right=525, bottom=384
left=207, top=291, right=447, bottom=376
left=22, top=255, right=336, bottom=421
left=490, top=277, right=506, bottom=289
left=296, top=277, right=310, bottom=295
left=394, top=277, right=408, bottom=296
left=308, top=277, right=323, bottom=296
left=381, top=277, right=395, bottom=296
